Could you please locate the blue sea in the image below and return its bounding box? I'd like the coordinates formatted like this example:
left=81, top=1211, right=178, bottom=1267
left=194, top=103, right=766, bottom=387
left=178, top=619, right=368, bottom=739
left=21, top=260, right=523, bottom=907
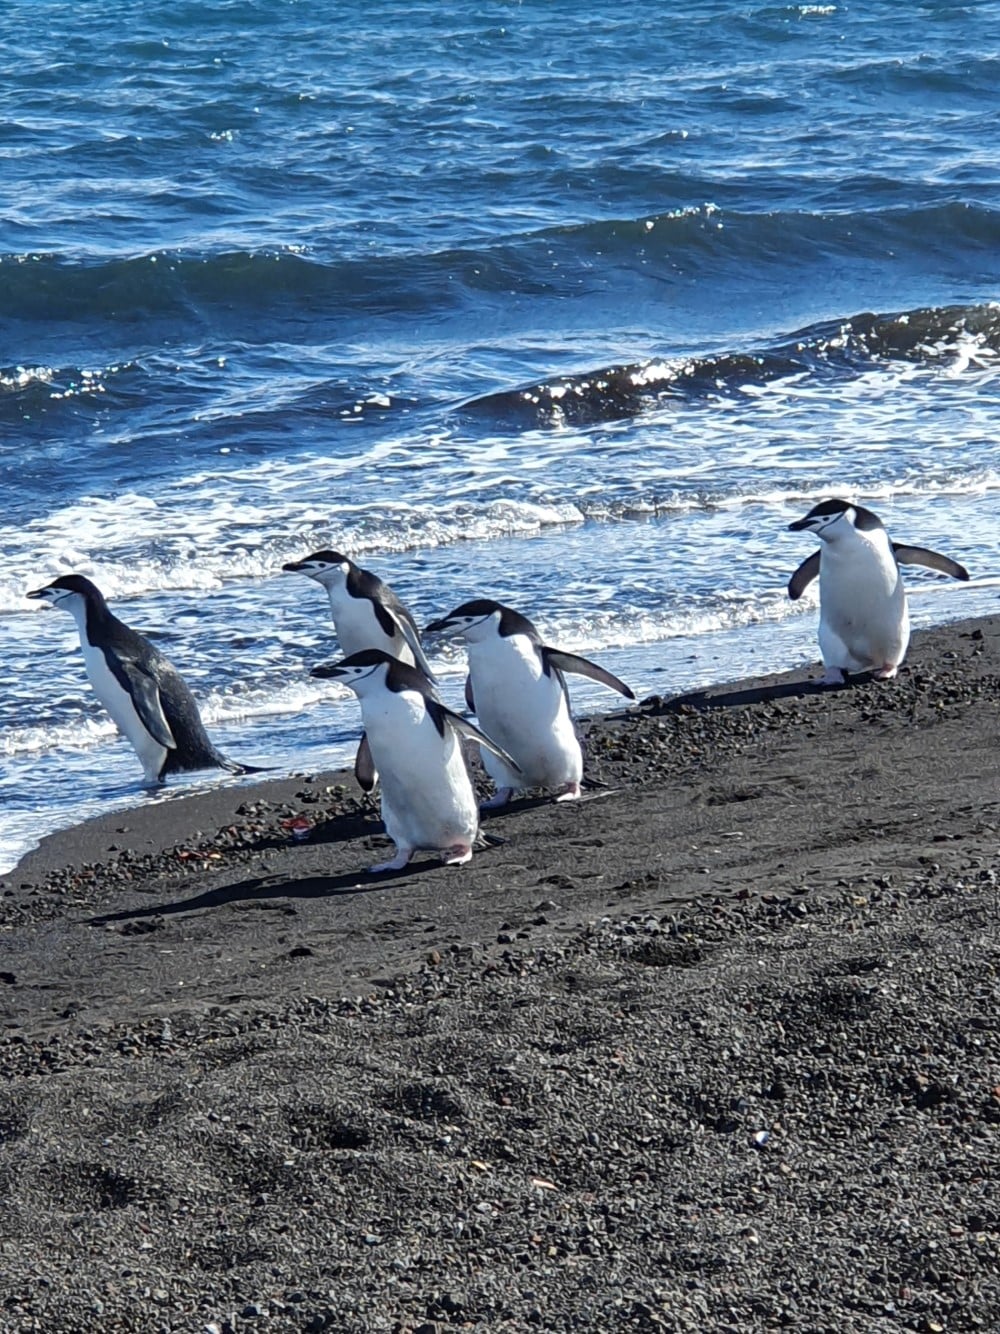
left=2, top=1, right=999, bottom=872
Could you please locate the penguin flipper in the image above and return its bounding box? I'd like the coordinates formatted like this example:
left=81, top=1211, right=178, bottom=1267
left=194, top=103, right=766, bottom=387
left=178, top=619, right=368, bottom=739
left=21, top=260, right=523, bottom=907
left=426, top=699, right=522, bottom=774
left=399, top=619, right=437, bottom=682
left=147, top=664, right=246, bottom=774
left=788, top=550, right=821, bottom=600
left=365, top=580, right=437, bottom=681
left=114, top=657, right=177, bottom=749
left=892, top=543, right=970, bottom=581
left=542, top=648, right=636, bottom=701
left=465, top=674, right=475, bottom=713
left=355, top=732, right=378, bottom=793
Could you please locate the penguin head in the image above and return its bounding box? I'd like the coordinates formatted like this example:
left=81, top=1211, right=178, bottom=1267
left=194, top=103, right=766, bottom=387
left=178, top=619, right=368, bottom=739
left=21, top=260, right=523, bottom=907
left=789, top=499, right=860, bottom=542
left=789, top=499, right=887, bottom=543
left=310, top=648, right=394, bottom=695
left=26, top=573, right=105, bottom=612
left=424, top=599, right=504, bottom=643
left=282, top=550, right=352, bottom=586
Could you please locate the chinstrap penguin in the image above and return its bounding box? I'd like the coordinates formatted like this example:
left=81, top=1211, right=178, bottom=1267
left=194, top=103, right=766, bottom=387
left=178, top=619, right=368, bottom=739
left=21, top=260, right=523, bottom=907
left=788, top=499, right=969, bottom=685
left=27, top=574, right=252, bottom=785
left=283, top=549, right=436, bottom=793
left=311, top=649, right=518, bottom=873
left=425, top=599, right=635, bottom=808
left=282, top=549, right=435, bottom=676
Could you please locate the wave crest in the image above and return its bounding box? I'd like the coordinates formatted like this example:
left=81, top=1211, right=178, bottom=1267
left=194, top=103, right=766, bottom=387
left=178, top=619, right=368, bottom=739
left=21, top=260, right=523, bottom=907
left=462, top=302, right=1000, bottom=425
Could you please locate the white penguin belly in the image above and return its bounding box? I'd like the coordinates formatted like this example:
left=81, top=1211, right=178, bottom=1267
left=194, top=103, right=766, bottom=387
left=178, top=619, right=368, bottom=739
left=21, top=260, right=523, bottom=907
left=82, top=643, right=170, bottom=783
left=819, top=548, right=909, bottom=671
left=360, top=693, right=478, bottom=851
left=469, top=639, right=582, bottom=791
left=328, top=591, right=412, bottom=665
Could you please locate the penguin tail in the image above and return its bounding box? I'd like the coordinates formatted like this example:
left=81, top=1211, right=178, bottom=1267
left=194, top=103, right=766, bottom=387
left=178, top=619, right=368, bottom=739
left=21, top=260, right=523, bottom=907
left=224, top=759, right=273, bottom=776
left=163, top=749, right=271, bottom=778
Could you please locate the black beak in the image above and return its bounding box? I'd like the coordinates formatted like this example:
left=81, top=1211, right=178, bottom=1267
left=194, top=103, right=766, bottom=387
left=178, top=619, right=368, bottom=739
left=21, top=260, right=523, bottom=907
left=310, top=662, right=343, bottom=680
left=788, top=518, right=813, bottom=532
left=423, top=616, right=454, bottom=635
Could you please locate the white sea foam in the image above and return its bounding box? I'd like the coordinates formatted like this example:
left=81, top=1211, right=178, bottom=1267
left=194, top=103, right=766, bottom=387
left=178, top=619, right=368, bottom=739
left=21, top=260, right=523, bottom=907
left=3, top=341, right=998, bottom=870
left=2, top=715, right=115, bottom=758
left=0, top=364, right=55, bottom=391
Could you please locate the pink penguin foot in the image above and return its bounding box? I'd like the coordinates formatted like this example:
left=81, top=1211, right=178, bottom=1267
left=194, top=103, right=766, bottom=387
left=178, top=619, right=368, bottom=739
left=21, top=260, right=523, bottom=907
left=481, top=787, right=514, bottom=810
left=555, top=781, right=583, bottom=802
left=369, top=846, right=413, bottom=873
left=443, top=843, right=472, bottom=866
left=873, top=663, right=899, bottom=680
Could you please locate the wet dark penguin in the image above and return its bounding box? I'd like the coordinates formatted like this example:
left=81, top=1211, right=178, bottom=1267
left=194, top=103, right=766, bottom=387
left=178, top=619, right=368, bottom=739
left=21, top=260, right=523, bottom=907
left=311, top=649, right=518, bottom=872
left=27, top=574, right=251, bottom=785
left=425, top=599, right=635, bottom=807
left=788, top=499, right=969, bottom=685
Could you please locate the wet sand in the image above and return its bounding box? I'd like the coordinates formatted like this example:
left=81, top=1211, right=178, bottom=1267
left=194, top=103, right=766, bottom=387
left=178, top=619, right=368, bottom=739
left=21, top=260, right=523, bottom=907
left=1, top=616, right=998, bottom=1332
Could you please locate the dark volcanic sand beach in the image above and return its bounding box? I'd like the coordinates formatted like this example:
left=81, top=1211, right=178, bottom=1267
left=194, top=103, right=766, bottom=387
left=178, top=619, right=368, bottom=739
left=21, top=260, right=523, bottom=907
left=1, top=617, right=998, bottom=1334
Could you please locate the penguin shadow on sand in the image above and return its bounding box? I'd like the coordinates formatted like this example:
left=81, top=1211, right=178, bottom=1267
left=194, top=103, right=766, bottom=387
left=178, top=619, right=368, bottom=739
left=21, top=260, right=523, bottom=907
left=89, top=784, right=485, bottom=933
left=88, top=851, right=442, bottom=929
left=305, top=796, right=510, bottom=872
left=658, top=670, right=881, bottom=714
left=469, top=768, right=625, bottom=819
left=87, top=763, right=511, bottom=927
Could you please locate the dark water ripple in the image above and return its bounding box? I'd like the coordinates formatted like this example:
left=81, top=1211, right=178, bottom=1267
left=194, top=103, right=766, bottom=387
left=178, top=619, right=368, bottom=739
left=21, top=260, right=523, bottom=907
left=2, top=201, right=997, bottom=337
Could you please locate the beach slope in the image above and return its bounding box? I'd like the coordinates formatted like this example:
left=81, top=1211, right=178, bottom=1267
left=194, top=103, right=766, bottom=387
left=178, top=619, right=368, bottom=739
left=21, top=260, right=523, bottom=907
left=1, top=617, right=998, bottom=1332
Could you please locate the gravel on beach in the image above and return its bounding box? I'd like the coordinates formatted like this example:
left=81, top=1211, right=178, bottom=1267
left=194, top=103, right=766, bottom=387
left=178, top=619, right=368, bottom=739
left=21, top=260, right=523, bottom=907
left=1, top=616, right=997, bottom=1334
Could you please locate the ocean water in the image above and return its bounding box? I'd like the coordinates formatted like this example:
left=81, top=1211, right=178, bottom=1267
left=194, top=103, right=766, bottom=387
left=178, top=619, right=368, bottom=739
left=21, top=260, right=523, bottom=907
left=2, top=0, right=998, bottom=872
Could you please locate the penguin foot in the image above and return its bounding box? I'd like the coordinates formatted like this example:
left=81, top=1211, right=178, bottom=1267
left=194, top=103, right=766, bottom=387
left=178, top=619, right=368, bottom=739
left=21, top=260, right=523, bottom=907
left=369, top=847, right=413, bottom=873
left=481, top=787, right=514, bottom=810
left=443, top=843, right=473, bottom=866
left=820, top=666, right=848, bottom=687
left=555, top=782, right=583, bottom=802
left=873, top=664, right=899, bottom=680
